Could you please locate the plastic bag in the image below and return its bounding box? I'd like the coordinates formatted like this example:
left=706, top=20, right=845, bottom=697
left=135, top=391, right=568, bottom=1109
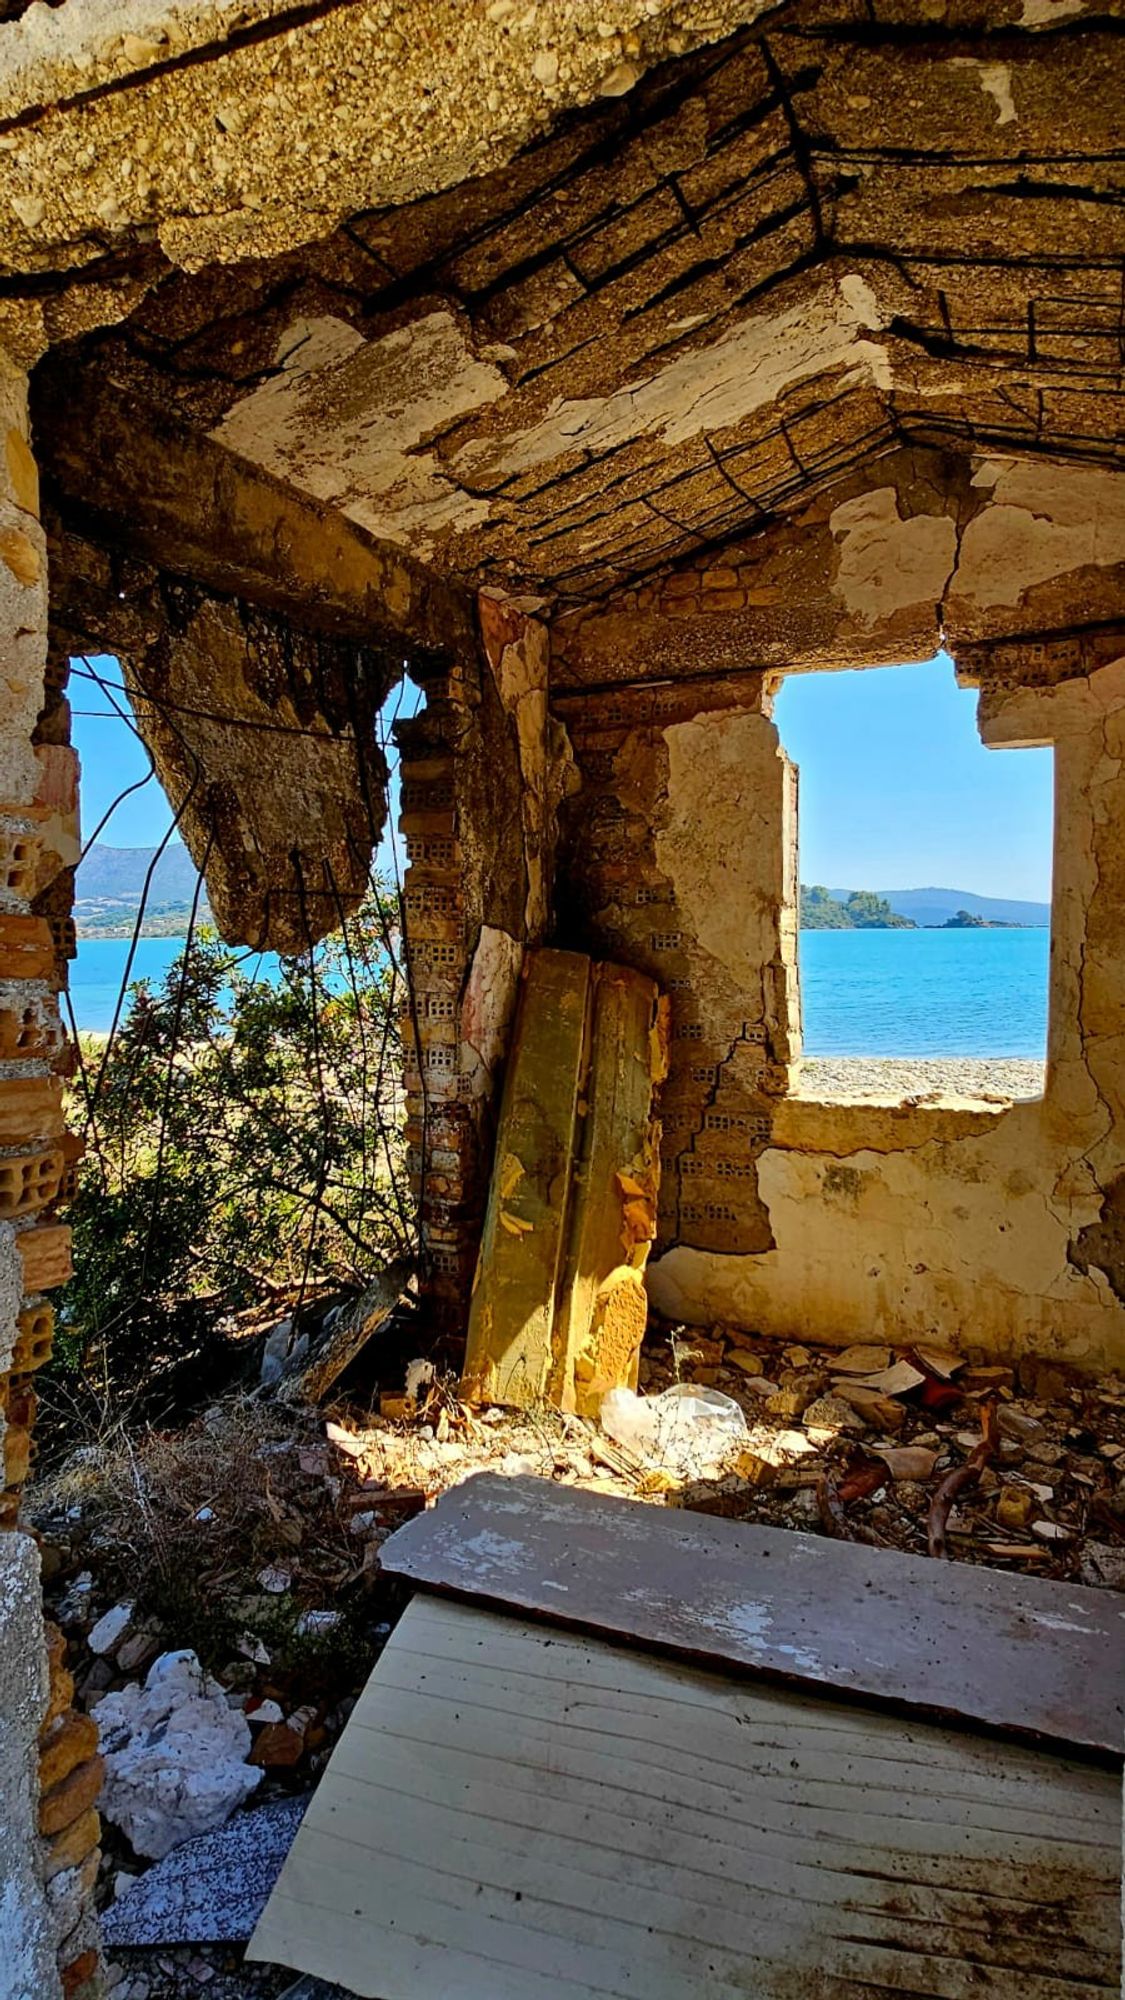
left=601, top=1382, right=748, bottom=1474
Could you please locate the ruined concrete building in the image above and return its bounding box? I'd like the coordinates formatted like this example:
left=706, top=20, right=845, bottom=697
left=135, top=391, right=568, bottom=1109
left=0, top=2, right=1122, bottom=1992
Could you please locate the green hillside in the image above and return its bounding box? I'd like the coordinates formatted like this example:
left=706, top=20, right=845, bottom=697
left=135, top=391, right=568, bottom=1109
left=801, top=886, right=916, bottom=930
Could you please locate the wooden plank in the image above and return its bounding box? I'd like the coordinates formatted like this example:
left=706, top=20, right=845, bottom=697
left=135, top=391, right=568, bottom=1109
left=379, top=1474, right=1125, bottom=1758
left=552, top=965, right=667, bottom=1415
left=286, top=1256, right=413, bottom=1403
left=461, top=951, right=591, bottom=1408
left=248, top=1596, right=1121, bottom=1999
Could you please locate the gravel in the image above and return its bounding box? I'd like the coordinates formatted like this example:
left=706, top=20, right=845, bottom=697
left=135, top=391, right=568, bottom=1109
left=794, top=1058, right=1044, bottom=1102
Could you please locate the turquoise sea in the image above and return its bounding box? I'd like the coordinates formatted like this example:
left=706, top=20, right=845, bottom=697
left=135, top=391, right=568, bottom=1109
left=70, top=927, right=1051, bottom=1060
left=797, top=926, right=1049, bottom=1059
left=70, top=936, right=278, bottom=1036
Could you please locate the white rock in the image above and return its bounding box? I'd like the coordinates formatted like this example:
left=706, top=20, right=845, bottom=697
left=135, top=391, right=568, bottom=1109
left=88, top=1601, right=135, bottom=1655
left=246, top=1698, right=283, bottom=1726
left=95, top=1649, right=262, bottom=1860
left=296, top=1609, right=340, bottom=1637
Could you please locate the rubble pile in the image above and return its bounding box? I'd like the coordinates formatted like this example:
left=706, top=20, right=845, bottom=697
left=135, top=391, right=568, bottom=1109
left=25, top=1322, right=1124, bottom=1998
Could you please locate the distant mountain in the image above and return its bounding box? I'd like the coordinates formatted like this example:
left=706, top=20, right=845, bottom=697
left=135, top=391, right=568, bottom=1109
left=77, top=843, right=200, bottom=903
left=829, top=886, right=1050, bottom=929
left=75, top=844, right=208, bottom=939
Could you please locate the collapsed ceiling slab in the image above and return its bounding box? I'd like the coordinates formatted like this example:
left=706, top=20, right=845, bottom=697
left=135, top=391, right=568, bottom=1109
left=13, top=7, right=1123, bottom=621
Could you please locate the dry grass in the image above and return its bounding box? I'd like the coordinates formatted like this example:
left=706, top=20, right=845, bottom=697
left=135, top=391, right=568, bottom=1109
left=28, top=1396, right=378, bottom=1682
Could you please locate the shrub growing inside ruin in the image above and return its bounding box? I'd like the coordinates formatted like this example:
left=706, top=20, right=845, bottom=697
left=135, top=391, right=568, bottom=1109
left=50, top=889, right=413, bottom=1433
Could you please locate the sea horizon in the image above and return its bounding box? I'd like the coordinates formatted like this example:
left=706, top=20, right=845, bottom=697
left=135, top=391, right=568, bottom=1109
left=69, top=924, right=1051, bottom=1062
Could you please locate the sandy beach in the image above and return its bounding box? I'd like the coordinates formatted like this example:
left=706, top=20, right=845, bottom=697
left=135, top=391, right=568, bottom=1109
left=794, top=1056, right=1045, bottom=1102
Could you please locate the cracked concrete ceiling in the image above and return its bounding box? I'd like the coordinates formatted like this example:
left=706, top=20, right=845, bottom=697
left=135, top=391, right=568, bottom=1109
left=16, top=1, right=1125, bottom=620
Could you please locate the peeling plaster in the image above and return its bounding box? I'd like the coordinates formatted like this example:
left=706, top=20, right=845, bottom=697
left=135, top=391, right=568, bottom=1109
left=451, top=278, right=892, bottom=496
left=215, top=311, right=507, bottom=557
left=655, top=709, right=787, bottom=990
left=647, top=657, right=1125, bottom=1373
left=829, top=488, right=957, bottom=626
left=1020, top=0, right=1085, bottom=23
left=954, top=460, right=1125, bottom=608
left=461, top=926, right=524, bottom=1100
left=949, top=59, right=1016, bottom=124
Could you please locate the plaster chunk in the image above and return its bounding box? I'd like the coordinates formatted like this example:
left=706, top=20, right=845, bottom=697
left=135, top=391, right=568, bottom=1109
left=452, top=278, right=892, bottom=499
left=216, top=312, right=506, bottom=557
left=461, top=927, right=524, bottom=1097
left=96, top=1649, right=262, bottom=1861
left=655, top=709, right=789, bottom=991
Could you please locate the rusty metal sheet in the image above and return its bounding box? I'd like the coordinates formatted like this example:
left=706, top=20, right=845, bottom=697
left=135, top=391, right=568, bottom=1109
left=380, top=1474, right=1125, bottom=1758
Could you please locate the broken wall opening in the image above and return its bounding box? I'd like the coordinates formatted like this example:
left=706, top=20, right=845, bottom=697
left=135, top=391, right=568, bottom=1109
left=43, top=648, right=421, bottom=1452
left=774, top=653, right=1053, bottom=1100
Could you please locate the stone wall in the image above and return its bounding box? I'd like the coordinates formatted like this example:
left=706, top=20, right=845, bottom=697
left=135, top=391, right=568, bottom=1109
left=559, top=640, right=1125, bottom=1374
left=399, top=596, right=575, bottom=1325
left=0, top=354, right=99, bottom=1998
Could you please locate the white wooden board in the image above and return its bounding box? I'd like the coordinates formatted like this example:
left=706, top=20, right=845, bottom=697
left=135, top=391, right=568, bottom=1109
left=249, top=1597, right=1121, bottom=1999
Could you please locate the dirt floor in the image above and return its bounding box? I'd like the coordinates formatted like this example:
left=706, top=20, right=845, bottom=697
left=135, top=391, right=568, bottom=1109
left=29, top=1317, right=1125, bottom=2000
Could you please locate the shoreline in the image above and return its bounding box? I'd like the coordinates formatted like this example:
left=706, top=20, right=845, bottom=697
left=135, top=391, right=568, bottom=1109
left=795, top=1056, right=1044, bottom=1102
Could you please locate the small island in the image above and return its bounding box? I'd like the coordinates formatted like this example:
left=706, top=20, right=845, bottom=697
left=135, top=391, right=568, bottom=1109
left=801, top=885, right=916, bottom=930
left=941, top=909, right=1015, bottom=930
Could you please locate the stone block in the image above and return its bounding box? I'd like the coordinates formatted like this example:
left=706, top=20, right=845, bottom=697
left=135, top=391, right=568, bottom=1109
left=39, top=1754, right=105, bottom=1837
left=39, top=1713, right=100, bottom=1795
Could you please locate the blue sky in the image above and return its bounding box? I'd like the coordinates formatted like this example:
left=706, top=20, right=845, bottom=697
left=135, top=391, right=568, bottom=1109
left=774, top=653, right=1053, bottom=902
left=71, top=650, right=1053, bottom=902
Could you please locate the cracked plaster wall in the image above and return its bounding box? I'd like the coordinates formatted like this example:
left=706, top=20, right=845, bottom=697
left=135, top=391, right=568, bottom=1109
left=645, top=655, right=1125, bottom=1373
left=552, top=448, right=1125, bottom=688
left=557, top=673, right=797, bottom=1263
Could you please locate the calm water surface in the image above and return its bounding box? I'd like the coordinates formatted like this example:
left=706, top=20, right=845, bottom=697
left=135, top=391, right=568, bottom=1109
left=798, top=926, right=1049, bottom=1059
left=71, top=936, right=278, bottom=1034
left=71, top=927, right=1050, bottom=1059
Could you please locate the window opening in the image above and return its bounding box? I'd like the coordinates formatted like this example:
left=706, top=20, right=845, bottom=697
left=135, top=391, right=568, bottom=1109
left=773, top=652, right=1052, bottom=1101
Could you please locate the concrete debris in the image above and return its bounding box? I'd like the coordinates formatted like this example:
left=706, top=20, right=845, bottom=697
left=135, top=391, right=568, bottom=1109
left=1080, top=1542, right=1125, bottom=1590
left=88, top=1601, right=136, bottom=1655
left=96, top=1651, right=262, bottom=1860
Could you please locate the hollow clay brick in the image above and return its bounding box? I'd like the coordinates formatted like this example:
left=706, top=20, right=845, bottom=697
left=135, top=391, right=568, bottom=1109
left=43, top=1807, right=101, bottom=1881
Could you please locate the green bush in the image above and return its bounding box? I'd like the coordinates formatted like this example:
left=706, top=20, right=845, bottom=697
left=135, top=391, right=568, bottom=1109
left=54, top=890, right=413, bottom=1425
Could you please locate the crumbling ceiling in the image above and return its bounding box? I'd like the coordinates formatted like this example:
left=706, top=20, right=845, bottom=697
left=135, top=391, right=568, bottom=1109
left=12, top=3, right=1125, bottom=622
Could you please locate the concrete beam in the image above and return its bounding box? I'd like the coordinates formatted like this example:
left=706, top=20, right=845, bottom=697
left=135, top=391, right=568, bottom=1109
left=32, top=365, right=477, bottom=664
